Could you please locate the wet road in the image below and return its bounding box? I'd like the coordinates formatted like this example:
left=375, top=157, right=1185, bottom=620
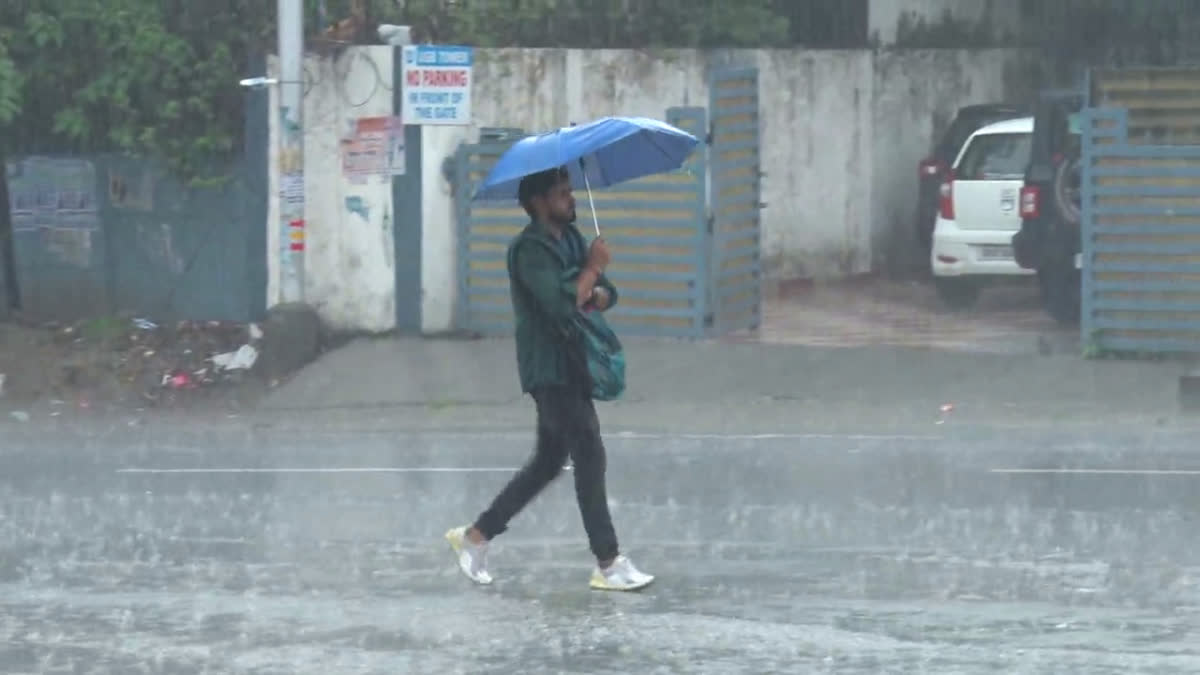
left=3, top=426, right=1200, bottom=674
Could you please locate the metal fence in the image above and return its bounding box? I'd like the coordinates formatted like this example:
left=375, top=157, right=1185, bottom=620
left=1081, top=67, right=1200, bottom=353
left=453, top=137, right=529, bottom=335
left=4, top=154, right=267, bottom=323
left=708, top=67, right=763, bottom=336
left=0, top=232, right=9, bottom=321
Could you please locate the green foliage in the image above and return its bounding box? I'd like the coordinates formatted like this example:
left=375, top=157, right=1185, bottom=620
left=376, top=0, right=794, bottom=48
left=892, top=9, right=999, bottom=49
left=0, top=0, right=864, bottom=185
left=0, top=40, right=22, bottom=125
left=0, top=0, right=1193, bottom=188
left=0, top=0, right=809, bottom=184
left=0, top=0, right=274, bottom=183
left=1023, top=0, right=1199, bottom=66
left=891, top=0, right=1199, bottom=58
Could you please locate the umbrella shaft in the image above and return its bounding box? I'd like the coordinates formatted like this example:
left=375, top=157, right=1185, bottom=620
left=582, top=165, right=601, bottom=237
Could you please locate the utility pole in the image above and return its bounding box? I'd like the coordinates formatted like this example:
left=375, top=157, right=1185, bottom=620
left=277, top=0, right=305, bottom=303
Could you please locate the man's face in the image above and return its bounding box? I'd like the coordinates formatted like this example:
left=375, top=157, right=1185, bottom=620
left=539, top=177, right=576, bottom=226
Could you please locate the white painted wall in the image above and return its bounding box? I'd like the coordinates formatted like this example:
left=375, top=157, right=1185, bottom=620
left=266, top=46, right=398, bottom=333
left=420, top=125, right=465, bottom=334
left=270, top=46, right=1033, bottom=333
left=754, top=50, right=875, bottom=278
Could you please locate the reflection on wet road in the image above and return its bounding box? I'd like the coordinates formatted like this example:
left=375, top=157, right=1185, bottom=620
left=2, top=429, right=1199, bottom=673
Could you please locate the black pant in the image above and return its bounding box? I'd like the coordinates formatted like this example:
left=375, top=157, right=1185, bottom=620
left=473, top=385, right=619, bottom=562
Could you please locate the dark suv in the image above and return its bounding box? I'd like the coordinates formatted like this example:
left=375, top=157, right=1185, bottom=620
left=916, top=103, right=1030, bottom=256
left=1011, top=89, right=1085, bottom=325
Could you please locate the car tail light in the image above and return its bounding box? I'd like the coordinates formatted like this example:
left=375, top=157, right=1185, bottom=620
left=919, top=158, right=946, bottom=178
left=938, top=171, right=955, bottom=220
left=1020, top=185, right=1040, bottom=219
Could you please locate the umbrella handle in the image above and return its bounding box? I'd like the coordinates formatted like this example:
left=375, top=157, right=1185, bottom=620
left=579, top=157, right=600, bottom=237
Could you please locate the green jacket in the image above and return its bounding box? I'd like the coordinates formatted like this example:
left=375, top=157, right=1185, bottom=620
left=507, top=221, right=619, bottom=393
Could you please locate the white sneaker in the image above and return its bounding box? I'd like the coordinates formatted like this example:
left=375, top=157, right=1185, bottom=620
left=589, top=555, right=655, bottom=592
left=445, top=526, right=493, bottom=585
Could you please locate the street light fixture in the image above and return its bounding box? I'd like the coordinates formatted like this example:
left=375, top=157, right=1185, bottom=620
left=239, top=77, right=279, bottom=89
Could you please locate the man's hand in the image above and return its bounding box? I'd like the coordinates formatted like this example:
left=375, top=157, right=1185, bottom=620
left=577, top=238, right=612, bottom=309
left=587, top=237, right=611, bottom=272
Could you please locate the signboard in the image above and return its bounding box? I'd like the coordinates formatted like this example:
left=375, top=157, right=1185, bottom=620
left=401, top=45, right=473, bottom=126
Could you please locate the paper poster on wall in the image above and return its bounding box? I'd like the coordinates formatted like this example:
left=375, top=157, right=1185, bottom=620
left=281, top=174, right=305, bottom=206
left=341, top=116, right=405, bottom=183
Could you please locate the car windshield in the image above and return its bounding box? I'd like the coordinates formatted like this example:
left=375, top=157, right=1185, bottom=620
left=956, top=132, right=1032, bottom=180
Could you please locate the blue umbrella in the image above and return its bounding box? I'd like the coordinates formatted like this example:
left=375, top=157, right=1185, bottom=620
left=472, top=116, right=700, bottom=235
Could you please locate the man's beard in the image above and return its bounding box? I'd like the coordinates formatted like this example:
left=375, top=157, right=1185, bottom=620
left=551, top=208, right=577, bottom=226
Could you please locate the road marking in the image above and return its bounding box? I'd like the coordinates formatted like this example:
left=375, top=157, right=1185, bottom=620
left=280, top=430, right=940, bottom=442
left=117, top=467, right=521, bottom=475
left=991, top=468, right=1200, bottom=476
left=612, top=432, right=940, bottom=441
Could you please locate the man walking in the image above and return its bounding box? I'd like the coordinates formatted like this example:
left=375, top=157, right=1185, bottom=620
left=445, top=166, right=654, bottom=592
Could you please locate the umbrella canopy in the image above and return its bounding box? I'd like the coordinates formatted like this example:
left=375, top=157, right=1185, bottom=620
left=471, top=116, right=700, bottom=202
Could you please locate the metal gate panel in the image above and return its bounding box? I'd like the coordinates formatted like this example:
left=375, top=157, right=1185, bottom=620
left=1092, top=67, right=1200, bottom=146
left=600, top=105, right=707, bottom=338
left=455, top=108, right=709, bottom=338
left=1081, top=105, right=1200, bottom=353
left=707, top=66, right=762, bottom=337
left=455, top=139, right=528, bottom=336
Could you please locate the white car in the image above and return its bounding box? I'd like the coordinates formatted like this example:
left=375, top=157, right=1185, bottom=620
left=930, top=116, right=1035, bottom=309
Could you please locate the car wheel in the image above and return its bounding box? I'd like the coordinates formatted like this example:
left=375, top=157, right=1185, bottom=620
left=934, top=278, right=982, bottom=311
left=1038, top=267, right=1081, bottom=325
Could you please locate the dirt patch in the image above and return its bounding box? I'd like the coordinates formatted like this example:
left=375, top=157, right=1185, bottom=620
left=0, top=316, right=270, bottom=411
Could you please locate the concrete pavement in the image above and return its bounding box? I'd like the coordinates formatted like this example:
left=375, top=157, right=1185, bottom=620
left=256, top=334, right=1193, bottom=435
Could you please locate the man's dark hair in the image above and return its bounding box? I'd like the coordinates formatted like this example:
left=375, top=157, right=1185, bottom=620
left=517, top=166, right=569, bottom=217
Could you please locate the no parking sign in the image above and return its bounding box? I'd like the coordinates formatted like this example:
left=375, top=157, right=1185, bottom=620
left=401, top=45, right=473, bottom=126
